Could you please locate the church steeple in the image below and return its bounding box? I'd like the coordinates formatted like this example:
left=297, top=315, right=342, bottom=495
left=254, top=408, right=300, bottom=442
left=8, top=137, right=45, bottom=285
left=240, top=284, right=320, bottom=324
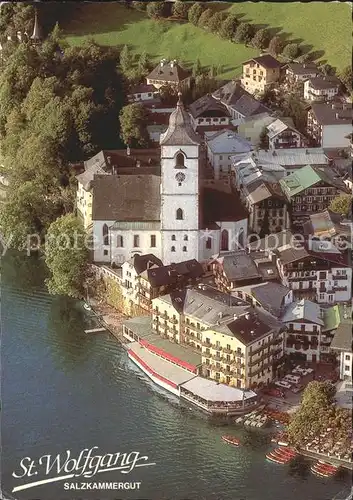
left=30, top=8, right=43, bottom=43
left=160, top=92, right=201, bottom=146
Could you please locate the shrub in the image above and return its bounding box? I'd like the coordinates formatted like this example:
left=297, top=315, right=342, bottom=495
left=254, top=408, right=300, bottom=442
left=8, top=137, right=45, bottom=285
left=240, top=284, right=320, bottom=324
left=218, top=14, right=239, bottom=40
left=282, top=43, right=300, bottom=60
left=146, top=2, right=166, bottom=19
left=268, top=36, right=285, bottom=55
left=172, top=1, right=189, bottom=20
left=207, top=11, right=228, bottom=34
left=188, top=2, right=203, bottom=26
left=251, top=28, right=270, bottom=49
left=234, top=23, right=255, bottom=44
left=197, top=8, right=214, bottom=30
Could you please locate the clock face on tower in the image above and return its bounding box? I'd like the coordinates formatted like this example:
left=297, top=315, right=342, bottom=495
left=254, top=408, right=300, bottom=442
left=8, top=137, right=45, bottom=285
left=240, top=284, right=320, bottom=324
left=175, top=172, right=186, bottom=183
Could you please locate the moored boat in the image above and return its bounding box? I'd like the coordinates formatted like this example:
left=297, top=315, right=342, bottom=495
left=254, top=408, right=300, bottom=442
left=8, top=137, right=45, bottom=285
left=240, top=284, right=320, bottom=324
left=222, top=435, right=240, bottom=446
left=266, top=452, right=289, bottom=464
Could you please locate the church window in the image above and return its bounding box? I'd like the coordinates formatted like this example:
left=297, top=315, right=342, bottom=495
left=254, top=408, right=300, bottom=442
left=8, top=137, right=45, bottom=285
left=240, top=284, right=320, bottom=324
left=206, top=238, right=212, bottom=249
left=183, top=246, right=187, bottom=252
left=117, top=235, right=124, bottom=247
left=150, top=235, right=156, bottom=247
left=133, top=235, right=140, bottom=247
left=172, top=234, right=176, bottom=241
left=176, top=208, right=183, bottom=220
left=103, top=250, right=108, bottom=256
left=171, top=246, right=176, bottom=252
left=103, top=224, right=109, bottom=246
left=221, top=229, right=229, bottom=251
left=184, top=234, right=188, bottom=241
left=175, top=152, right=185, bottom=168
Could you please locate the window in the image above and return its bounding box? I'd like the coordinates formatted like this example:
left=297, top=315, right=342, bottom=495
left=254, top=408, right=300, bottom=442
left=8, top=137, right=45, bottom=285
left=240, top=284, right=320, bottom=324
left=133, top=235, right=139, bottom=247
left=219, top=155, right=223, bottom=160
left=206, top=237, right=212, bottom=249
left=175, top=152, right=185, bottom=167
left=171, top=246, right=176, bottom=252
left=171, top=234, right=176, bottom=241
left=176, top=208, right=183, bottom=220
left=184, top=234, right=188, bottom=241
left=345, top=365, right=350, bottom=371
left=117, top=235, right=123, bottom=247
left=150, top=235, right=156, bottom=247
left=345, top=354, right=351, bottom=361
left=102, top=224, right=109, bottom=246
left=182, top=246, right=187, bottom=252
left=319, top=293, right=325, bottom=300
left=103, top=249, right=108, bottom=256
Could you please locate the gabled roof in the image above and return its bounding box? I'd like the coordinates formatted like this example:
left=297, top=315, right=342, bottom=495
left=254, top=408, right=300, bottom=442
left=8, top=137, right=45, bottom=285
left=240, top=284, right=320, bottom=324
left=279, top=165, right=347, bottom=198
left=213, top=251, right=262, bottom=282
left=243, top=54, right=282, bottom=69
left=189, top=94, right=230, bottom=119
left=205, top=129, right=252, bottom=154
left=128, top=254, right=163, bottom=275
left=266, top=117, right=302, bottom=139
left=330, top=305, right=352, bottom=352
left=286, top=62, right=319, bottom=75
left=236, top=282, right=291, bottom=318
left=281, top=299, right=324, bottom=325
left=309, top=103, right=352, bottom=126
left=92, top=174, right=160, bottom=221
left=146, top=259, right=204, bottom=287
left=255, top=148, right=328, bottom=167
left=147, top=59, right=191, bottom=83
left=307, top=76, right=340, bottom=90
left=201, top=180, right=248, bottom=225
left=212, top=80, right=271, bottom=117
left=303, top=209, right=351, bottom=237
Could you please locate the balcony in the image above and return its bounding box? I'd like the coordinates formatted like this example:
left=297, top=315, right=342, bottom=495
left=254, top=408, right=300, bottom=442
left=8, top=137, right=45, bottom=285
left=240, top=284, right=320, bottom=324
left=249, top=352, right=270, bottom=367
left=250, top=342, right=270, bottom=357
left=222, top=347, right=234, bottom=355
left=249, top=363, right=270, bottom=378
left=170, top=318, right=178, bottom=324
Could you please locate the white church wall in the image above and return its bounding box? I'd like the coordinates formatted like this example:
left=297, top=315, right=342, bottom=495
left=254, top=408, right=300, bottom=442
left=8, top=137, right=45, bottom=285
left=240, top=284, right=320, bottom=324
left=161, top=229, right=199, bottom=265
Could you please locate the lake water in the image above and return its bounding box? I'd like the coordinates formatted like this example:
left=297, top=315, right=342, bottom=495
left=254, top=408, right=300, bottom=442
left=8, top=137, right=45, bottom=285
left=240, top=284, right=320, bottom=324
left=1, top=252, right=349, bottom=500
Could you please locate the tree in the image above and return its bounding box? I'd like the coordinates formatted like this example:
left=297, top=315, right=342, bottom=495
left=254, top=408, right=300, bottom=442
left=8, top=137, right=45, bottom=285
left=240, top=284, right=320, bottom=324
left=234, top=23, right=255, bottom=44
left=268, top=36, right=285, bottom=56
left=137, top=50, right=150, bottom=76
left=288, top=381, right=336, bottom=447
left=197, top=8, right=214, bottom=30
left=251, top=28, right=270, bottom=49
left=172, top=0, right=189, bottom=20
left=120, top=44, right=131, bottom=74
left=320, top=63, right=335, bottom=77
left=329, top=194, right=352, bottom=217
left=192, top=58, right=202, bottom=77
left=282, top=43, right=300, bottom=60
left=146, top=2, right=166, bottom=19
left=338, top=65, right=352, bottom=92
left=188, top=3, right=203, bottom=26
left=45, top=214, right=88, bottom=298
left=218, top=14, right=239, bottom=40
left=207, top=11, right=227, bottom=34
left=119, top=102, right=150, bottom=147
left=208, top=64, right=217, bottom=79
left=132, top=1, right=147, bottom=11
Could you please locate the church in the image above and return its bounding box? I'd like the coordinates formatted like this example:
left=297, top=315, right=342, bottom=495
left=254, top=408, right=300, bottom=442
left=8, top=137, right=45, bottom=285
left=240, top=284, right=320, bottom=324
left=90, top=94, right=248, bottom=266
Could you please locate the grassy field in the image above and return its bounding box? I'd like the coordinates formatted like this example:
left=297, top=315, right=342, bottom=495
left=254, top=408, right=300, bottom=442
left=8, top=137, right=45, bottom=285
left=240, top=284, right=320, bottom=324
left=62, top=2, right=351, bottom=79
left=228, top=2, right=351, bottom=72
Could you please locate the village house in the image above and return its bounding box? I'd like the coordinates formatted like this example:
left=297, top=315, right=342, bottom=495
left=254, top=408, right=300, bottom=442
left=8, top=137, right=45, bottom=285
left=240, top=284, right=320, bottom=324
left=330, top=304, right=352, bottom=384
left=211, top=250, right=265, bottom=292
left=266, top=117, right=307, bottom=150
left=212, top=80, right=271, bottom=123
left=231, top=154, right=289, bottom=233
left=205, top=129, right=252, bottom=179
left=279, top=164, right=349, bottom=229
left=233, top=281, right=293, bottom=318
left=303, top=209, right=352, bottom=251
left=285, top=62, right=319, bottom=83
left=151, top=287, right=283, bottom=389
left=307, top=103, right=352, bottom=148
left=303, top=76, right=341, bottom=102
left=281, top=299, right=342, bottom=363
left=275, top=242, right=352, bottom=304
left=253, top=148, right=329, bottom=175
left=146, top=59, right=191, bottom=90
left=237, top=113, right=276, bottom=146
left=240, top=55, right=282, bottom=95
left=121, top=255, right=204, bottom=311
left=127, top=83, right=160, bottom=103
left=188, top=94, right=232, bottom=133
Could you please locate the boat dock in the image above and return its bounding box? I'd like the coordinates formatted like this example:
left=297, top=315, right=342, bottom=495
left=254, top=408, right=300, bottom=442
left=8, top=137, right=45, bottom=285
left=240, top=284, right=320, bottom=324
left=84, top=327, right=107, bottom=334
left=299, top=448, right=353, bottom=471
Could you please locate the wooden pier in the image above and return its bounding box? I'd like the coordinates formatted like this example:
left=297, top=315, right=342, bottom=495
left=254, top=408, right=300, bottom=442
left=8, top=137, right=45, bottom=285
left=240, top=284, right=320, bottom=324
left=84, top=327, right=107, bottom=334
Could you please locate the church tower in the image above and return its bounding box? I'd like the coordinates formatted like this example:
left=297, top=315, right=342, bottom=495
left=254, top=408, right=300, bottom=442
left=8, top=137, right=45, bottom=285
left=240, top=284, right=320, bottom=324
left=30, top=8, right=43, bottom=45
left=160, top=93, right=201, bottom=265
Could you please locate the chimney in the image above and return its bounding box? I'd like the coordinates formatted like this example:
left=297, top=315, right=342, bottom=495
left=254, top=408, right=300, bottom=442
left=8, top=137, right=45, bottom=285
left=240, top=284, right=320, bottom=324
left=107, top=156, right=111, bottom=165
left=136, top=160, right=141, bottom=168
left=245, top=313, right=250, bottom=320
left=335, top=113, right=340, bottom=119
left=233, top=314, right=238, bottom=320
left=303, top=64, right=306, bottom=68
left=127, top=146, right=131, bottom=156
left=160, top=59, right=164, bottom=67
left=218, top=311, right=223, bottom=319
left=170, top=60, right=174, bottom=68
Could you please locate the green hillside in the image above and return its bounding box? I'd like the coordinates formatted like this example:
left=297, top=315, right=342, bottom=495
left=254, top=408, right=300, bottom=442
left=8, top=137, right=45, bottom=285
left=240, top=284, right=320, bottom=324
left=62, top=2, right=350, bottom=79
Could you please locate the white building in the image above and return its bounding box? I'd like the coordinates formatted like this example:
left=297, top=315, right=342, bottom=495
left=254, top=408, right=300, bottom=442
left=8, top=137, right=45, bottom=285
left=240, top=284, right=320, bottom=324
left=127, top=83, right=160, bottom=103
left=285, top=62, right=319, bottom=82
left=304, top=77, right=340, bottom=102
left=92, top=95, right=248, bottom=266
left=307, top=103, right=352, bottom=149
left=330, top=305, right=352, bottom=383
left=205, top=129, right=252, bottom=180
left=188, top=94, right=231, bottom=132
left=266, top=118, right=307, bottom=150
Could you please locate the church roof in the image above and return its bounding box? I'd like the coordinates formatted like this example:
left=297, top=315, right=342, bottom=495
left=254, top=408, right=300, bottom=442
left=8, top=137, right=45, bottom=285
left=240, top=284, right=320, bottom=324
left=92, top=174, right=161, bottom=221
left=31, top=9, right=43, bottom=41
left=160, top=94, right=201, bottom=146
left=201, top=180, right=248, bottom=225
